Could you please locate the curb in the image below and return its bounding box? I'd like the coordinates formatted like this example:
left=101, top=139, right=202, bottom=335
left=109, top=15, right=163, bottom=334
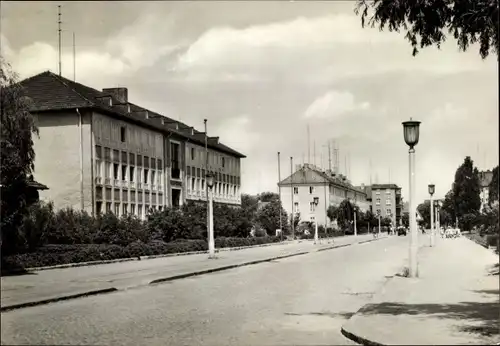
left=0, top=288, right=118, bottom=313
left=149, top=251, right=311, bottom=285
left=341, top=327, right=384, bottom=346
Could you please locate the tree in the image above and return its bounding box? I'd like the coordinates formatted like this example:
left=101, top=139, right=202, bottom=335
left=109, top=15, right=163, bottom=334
left=489, top=165, right=499, bottom=205
left=355, top=0, right=499, bottom=60
left=254, top=200, right=289, bottom=236
left=363, top=210, right=377, bottom=228
left=381, top=216, right=392, bottom=227
left=452, top=156, right=481, bottom=222
left=327, top=205, right=338, bottom=223
left=258, top=192, right=279, bottom=203
left=402, top=212, right=410, bottom=227
left=441, top=189, right=456, bottom=226
left=417, top=200, right=431, bottom=229
left=1, top=57, right=39, bottom=256
left=334, top=199, right=360, bottom=232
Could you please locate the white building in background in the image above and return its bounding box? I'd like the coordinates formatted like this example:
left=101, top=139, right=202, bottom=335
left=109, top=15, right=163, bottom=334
left=278, top=164, right=370, bottom=227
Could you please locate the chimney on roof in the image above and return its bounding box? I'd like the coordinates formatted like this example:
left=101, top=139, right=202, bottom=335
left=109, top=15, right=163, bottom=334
left=295, top=164, right=301, bottom=172
left=102, top=87, right=128, bottom=104
left=96, top=95, right=113, bottom=106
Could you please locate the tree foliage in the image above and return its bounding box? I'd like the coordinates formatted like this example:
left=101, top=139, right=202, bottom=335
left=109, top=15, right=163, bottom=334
left=441, top=189, right=456, bottom=226
left=355, top=0, right=499, bottom=59
left=452, top=156, right=481, bottom=220
left=488, top=165, right=499, bottom=204
left=402, top=212, right=410, bottom=227
left=255, top=199, right=289, bottom=235
left=1, top=56, right=39, bottom=255
left=417, top=200, right=432, bottom=228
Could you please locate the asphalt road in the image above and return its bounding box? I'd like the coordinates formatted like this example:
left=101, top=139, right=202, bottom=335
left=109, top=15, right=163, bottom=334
left=1, top=234, right=376, bottom=308
left=1, top=236, right=409, bottom=346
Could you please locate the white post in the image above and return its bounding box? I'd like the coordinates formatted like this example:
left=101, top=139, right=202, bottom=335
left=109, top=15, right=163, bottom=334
left=378, top=215, right=381, bottom=236
left=354, top=211, right=357, bottom=236
left=208, top=187, right=215, bottom=258
left=430, top=193, right=435, bottom=247
left=409, top=148, right=418, bottom=278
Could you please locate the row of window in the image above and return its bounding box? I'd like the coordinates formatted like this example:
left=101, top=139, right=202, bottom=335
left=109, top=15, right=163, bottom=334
left=96, top=160, right=163, bottom=186
left=292, top=186, right=365, bottom=201
left=187, top=147, right=240, bottom=173
left=186, top=176, right=239, bottom=196
left=375, top=190, right=393, bottom=195
left=375, top=198, right=392, bottom=206
left=186, top=166, right=241, bottom=185
left=96, top=201, right=162, bottom=217
left=375, top=209, right=392, bottom=216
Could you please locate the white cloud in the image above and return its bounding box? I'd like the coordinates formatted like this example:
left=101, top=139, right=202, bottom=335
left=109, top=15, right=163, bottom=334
left=213, top=116, right=260, bottom=154
left=304, top=90, right=370, bottom=119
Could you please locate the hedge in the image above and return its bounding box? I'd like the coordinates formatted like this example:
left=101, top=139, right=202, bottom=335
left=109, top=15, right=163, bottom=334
left=2, top=236, right=283, bottom=270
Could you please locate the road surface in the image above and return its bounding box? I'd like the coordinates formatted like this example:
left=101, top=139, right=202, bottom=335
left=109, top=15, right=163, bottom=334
left=1, top=236, right=409, bottom=345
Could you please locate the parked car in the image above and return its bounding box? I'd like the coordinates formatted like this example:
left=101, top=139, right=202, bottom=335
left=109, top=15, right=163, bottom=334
left=397, top=226, right=407, bottom=236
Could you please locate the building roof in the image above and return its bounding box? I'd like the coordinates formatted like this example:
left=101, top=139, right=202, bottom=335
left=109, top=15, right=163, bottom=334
left=278, top=164, right=366, bottom=195
left=17, top=71, right=245, bottom=158
left=371, top=183, right=401, bottom=190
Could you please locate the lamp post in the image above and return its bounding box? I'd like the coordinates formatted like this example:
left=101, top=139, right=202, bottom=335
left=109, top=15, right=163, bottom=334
left=428, top=184, right=435, bottom=247
left=354, top=211, right=357, bottom=236
left=312, top=197, right=319, bottom=244
left=402, top=118, right=421, bottom=278
left=206, top=172, right=215, bottom=258
left=378, top=213, right=381, bottom=236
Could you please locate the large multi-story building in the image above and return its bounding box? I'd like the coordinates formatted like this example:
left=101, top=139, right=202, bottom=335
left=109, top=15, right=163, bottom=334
left=278, top=164, right=370, bottom=227
left=478, top=170, right=493, bottom=212
left=19, top=71, right=245, bottom=218
left=369, top=184, right=403, bottom=226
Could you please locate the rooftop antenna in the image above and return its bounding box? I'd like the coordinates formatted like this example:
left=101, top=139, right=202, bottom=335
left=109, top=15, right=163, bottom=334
left=58, top=5, right=62, bottom=76
left=313, top=139, right=316, bottom=167
left=307, top=124, right=311, bottom=164
left=73, top=32, right=76, bottom=81
left=328, top=141, right=332, bottom=171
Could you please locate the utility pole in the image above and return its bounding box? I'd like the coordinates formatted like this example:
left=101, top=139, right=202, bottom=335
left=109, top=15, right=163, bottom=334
left=291, top=156, right=295, bottom=239
left=307, top=125, right=311, bottom=164
left=328, top=141, right=332, bottom=171
left=58, top=5, right=62, bottom=76
left=278, top=152, right=283, bottom=241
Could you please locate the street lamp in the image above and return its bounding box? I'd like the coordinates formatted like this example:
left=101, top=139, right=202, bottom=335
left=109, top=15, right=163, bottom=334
left=206, top=172, right=215, bottom=258
left=312, top=196, right=319, bottom=244
left=428, top=184, right=435, bottom=247
left=402, top=118, right=421, bottom=278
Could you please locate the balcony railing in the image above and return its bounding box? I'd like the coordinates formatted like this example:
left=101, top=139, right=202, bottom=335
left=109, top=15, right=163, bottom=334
left=137, top=182, right=143, bottom=189
left=151, top=184, right=156, bottom=191
left=95, top=177, right=102, bottom=184
left=104, top=178, right=111, bottom=185
left=143, top=183, right=150, bottom=190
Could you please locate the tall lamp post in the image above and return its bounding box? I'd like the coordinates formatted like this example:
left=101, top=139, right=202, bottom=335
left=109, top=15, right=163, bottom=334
left=402, top=118, right=421, bottom=278
left=428, top=184, right=435, bottom=247
left=206, top=172, right=215, bottom=258
left=312, top=197, right=319, bottom=244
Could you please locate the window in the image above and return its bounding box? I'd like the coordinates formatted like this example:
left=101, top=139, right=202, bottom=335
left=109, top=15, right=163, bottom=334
left=129, top=166, right=135, bottom=182
left=191, top=148, right=195, bottom=160
left=386, top=189, right=391, bottom=195
left=293, top=187, right=298, bottom=194
left=138, top=205, right=143, bottom=218
left=222, top=157, right=225, bottom=168
left=120, top=126, right=126, bottom=142
left=376, top=209, right=381, bottom=216
left=123, top=204, right=128, bottom=215
left=171, top=142, right=180, bottom=179
left=113, top=163, right=119, bottom=180
left=385, top=199, right=391, bottom=205
left=191, top=177, right=195, bottom=190
left=294, top=202, right=299, bottom=213
left=121, top=165, right=127, bottom=181
left=151, top=171, right=156, bottom=185
left=104, top=162, right=111, bottom=178
left=114, top=203, right=120, bottom=215
left=386, top=209, right=392, bottom=216
left=310, top=202, right=315, bottom=212
left=96, top=202, right=102, bottom=215
left=96, top=160, right=102, bottom=178
left=376, top=191, right=381, bottom=195
left=201, top=179, right=205, bottom=190
left=376, top=198, right=381, bottom=205
left=130, top=204, right=136, bottom=215
left=106, top=202, right=112, bottom=213
left=309, top=186, right=314, bottom=194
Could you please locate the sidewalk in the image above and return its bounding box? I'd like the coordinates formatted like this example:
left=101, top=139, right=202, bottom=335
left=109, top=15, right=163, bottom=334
left=342, top=235, right=500, bottom=345
left=1, top=233, right=385, bottom=311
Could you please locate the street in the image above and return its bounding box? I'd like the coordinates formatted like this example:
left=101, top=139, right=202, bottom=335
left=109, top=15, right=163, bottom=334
left=1, top=236, right=408, bottom=345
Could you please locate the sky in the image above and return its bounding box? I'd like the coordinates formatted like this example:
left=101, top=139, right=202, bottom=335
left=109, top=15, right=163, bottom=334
left=1, top=1, right=498, bottom=204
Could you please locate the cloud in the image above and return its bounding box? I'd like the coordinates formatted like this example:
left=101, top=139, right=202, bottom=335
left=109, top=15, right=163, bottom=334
left=213, top=116, right=260, bottom=154
left=304, top=90, right=370, bottom=119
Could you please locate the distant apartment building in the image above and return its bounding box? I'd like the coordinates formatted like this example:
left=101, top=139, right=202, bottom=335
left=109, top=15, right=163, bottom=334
left=478, top=170, right=493, bottom=211
left=19, top=71, right=245, bottom=219
left=278, top=164, right=370, bottom=227
left=369, top=184, right=403, bottom=226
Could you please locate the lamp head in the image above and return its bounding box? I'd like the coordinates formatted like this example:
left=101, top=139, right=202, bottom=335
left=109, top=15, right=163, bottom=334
left=428, top=184, right=435, bottom=196
left=313, top=197, right=319, bottom=205
left=402, top=118, right=421, bottom=149
left=206, top=172, right=214, bottom=188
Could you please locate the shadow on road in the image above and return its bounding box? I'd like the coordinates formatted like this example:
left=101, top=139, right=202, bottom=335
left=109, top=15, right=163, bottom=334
left=359, top=301, right=499, bottom=337
left=285, top=311, right=355, bottom=319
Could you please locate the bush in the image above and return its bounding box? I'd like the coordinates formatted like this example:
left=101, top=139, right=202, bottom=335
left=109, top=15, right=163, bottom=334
left=486, top=234, right=499, bottom=247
